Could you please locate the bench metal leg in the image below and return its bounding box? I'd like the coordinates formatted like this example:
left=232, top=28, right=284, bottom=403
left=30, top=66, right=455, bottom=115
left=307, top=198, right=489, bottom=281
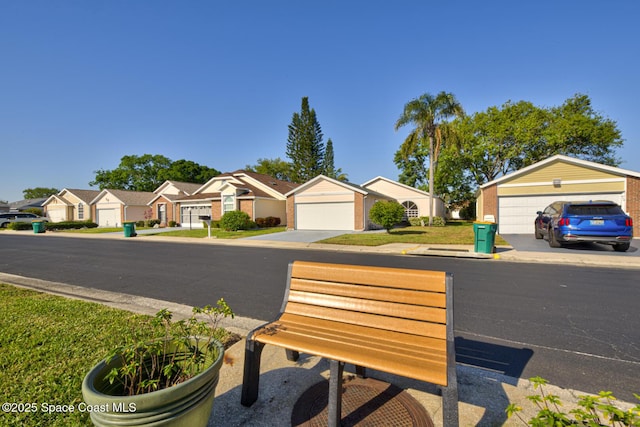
left=355, top=365, right=366, bottom=378
left=441, top=384, right=459, bottom=427
left=286, top=349, right=299, bottom=361
left=328, top=360, right=345, bottom=427
left=241, top=338, right=265, bottom=407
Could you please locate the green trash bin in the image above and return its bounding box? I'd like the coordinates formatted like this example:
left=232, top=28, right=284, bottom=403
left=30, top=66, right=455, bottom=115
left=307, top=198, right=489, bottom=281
left=123, top=221, right=137, bottom=238
left=473, top=222, right=497, bottom=253
left=32, top=220, right=46, bottom=234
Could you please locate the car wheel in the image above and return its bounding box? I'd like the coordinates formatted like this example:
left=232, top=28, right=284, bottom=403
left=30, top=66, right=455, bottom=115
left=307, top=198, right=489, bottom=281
left=613, top=242, right=630, bottom=252
left=548, top=228, right=562, bottom=248
left=534, top=223, right=543, bottom=239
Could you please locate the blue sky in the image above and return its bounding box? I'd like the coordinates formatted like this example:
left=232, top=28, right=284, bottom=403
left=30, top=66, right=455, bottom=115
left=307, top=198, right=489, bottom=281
left=1, top=1, right=639, bottom=202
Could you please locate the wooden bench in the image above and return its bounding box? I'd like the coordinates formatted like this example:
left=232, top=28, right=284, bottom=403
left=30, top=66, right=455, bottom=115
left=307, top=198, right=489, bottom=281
left=241, top=261, right=458, bottom=426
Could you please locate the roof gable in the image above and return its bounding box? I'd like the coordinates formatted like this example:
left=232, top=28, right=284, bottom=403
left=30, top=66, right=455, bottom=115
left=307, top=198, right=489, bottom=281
left=195, top=170, right=299, bottom=200
left=91, top=189, right=155, bottom=205
left=481, top=155, right=640, bottom=188
left=361, top=176, right=432, bottom=198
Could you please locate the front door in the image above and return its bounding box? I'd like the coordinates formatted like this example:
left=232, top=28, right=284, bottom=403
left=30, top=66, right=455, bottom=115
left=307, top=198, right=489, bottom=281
left=158, top=204, right=167, bottom=225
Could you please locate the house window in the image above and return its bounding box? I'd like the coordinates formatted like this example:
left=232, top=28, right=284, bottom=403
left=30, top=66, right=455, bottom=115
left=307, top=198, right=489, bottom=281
left=78, top=203, right=84, bottom=220
left=223, top=195, right=235, bottom=214
left=402, top=201, right=419, bottom=218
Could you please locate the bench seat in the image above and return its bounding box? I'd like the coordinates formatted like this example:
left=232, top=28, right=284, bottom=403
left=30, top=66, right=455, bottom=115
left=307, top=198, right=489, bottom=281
left=241, top=261, right=458, bottom=426
left=256, top=313, right=448, bottom=386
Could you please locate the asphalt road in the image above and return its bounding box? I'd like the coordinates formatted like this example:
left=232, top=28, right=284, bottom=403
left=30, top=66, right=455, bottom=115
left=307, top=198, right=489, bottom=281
left=1, top=233, right=638, bottom=400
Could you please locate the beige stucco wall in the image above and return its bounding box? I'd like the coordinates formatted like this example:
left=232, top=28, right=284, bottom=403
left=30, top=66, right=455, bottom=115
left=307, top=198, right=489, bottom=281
left=363, top=178, right=444, bottom=218
left=254, top=198, right=287, bottom=224
left=293, top=180, right=355, bottom=203
left=364, top=179, right=420, bottom=199
left=123, top=205, right=149, bottom=222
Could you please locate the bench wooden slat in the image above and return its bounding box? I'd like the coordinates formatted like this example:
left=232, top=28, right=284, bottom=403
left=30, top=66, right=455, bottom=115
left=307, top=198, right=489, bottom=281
left=291, top=261, right=447, bottom=292
left=284, top=301, right=447, bottom=339
left=290, top=278, right=447, bottom=308
left=255, top=314, right=447, bottom=361
left=287, top=290, right=447, bottom=324
left=254, top=324, right=448, bottom=385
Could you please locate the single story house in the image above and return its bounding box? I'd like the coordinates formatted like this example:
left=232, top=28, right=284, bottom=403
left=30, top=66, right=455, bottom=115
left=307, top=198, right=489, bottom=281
left=42, top=189, right=101, bottom=222
left=175, top=171, right=300, bottom=228
left=90, top=189, right=155, bottom=227
left=9, top=198, right=48, bottom=213
left=285, top=175, right=394, bottom=231
left=148, top=181, right=202, bottom=226
left=478, top=154, right=640, bottom=234
left=361, top=176, right=445, bottom=220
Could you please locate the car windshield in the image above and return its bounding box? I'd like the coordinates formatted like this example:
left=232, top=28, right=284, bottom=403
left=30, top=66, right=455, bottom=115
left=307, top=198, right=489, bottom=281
left=566, top=205, right=625, bottom=216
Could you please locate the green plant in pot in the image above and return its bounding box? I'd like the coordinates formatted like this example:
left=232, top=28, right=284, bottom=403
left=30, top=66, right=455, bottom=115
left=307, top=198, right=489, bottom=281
left=82, top=299, right=234, bottom=427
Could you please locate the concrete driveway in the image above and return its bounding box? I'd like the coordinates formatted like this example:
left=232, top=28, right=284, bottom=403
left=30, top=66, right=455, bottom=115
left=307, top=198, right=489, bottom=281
left=501, top=234, right=640, bottom=256
left=242, top=229, right=352, bottom=243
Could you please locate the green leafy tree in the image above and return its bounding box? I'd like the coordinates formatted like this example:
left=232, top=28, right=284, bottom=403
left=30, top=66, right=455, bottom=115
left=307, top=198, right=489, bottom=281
left=91, top=155, right=219, bottom=191
left=286, top=97, right=325, bottom=183
left=369, top=201, right=405, bottom=233
left=158, top=159, right=220, bottom=183
left=23, top=187, right=59, bottom=199
left=539, top=93, right=623, bottom=166
left=245, top=158, right=294, bottom=181
left=442, top=94, right=623, bottom=190
left=91, top=154, right=172, bottom=191
left=395, top=92, right=464, bottom=226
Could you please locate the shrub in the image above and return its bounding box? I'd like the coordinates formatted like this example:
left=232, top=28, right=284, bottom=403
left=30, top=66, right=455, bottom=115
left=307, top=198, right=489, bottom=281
left=136, top=220, right=145, bottom=227
left=369, top=201, right=405, bottom=233
left=168, top=221, right=177, bottom=227
left=46, top=221, right=98, bottom=230
left=409, top=216, right=446, bottom=227
left=507, top=376, right=640, bottom=426
left=146, top=219, right=161, bottom=228
left=255, top=217, right=281, bottom=227
left=7, top=222, right=33, bottom=230
left=220, top=211, right=252, bottom=231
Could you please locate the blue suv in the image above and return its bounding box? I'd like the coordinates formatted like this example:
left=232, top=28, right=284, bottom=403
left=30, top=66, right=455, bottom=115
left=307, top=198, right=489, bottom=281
left=534, top=201, right=633, bottom=252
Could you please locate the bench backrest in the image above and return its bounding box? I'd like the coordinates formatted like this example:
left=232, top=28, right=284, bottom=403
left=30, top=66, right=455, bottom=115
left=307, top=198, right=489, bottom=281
left=282, top=261, right=453, bottom=343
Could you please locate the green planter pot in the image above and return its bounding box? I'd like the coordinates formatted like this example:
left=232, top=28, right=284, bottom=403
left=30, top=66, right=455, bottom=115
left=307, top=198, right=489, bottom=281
left=82, top=338, right=224, bottom=427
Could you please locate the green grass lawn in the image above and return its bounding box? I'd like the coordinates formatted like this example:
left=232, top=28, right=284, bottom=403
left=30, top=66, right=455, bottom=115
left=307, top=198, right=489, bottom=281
left=319, top=222, right=509, bottom=246
left=0, top=284, right=233, bottom=427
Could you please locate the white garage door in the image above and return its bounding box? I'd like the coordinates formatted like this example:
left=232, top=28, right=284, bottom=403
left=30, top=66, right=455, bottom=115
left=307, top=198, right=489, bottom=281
left=96, top=209, right=119, bottom=227
left=295, top=202, right=355, bottom=230
left=498, top=193, right=625, bottom=234
left=47, top=208, right=66, bottom=223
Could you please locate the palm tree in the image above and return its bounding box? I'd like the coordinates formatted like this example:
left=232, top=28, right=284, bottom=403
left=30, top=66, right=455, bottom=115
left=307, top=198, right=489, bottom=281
left=395, top=92, right=464, bottom=225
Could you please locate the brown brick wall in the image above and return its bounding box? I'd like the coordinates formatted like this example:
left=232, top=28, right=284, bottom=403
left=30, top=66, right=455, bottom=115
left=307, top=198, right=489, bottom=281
left=150, top=197, right=174, bottom=225
left=239, top=200, right=253, bottom=218
left=627, top=176, right=640, bottom=223
left=354, top=193, right=364, bottom=231
left=286, top=195, right=295, bottom=230
left=211, top=202, right=221, bottom=220
left=482, top=184, right=498, bottom=222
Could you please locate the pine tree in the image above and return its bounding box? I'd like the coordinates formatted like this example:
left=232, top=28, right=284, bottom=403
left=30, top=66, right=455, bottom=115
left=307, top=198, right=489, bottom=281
left=323, top=138, right=336, bottom=178
left=286, top=97, right=325, bottom=183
